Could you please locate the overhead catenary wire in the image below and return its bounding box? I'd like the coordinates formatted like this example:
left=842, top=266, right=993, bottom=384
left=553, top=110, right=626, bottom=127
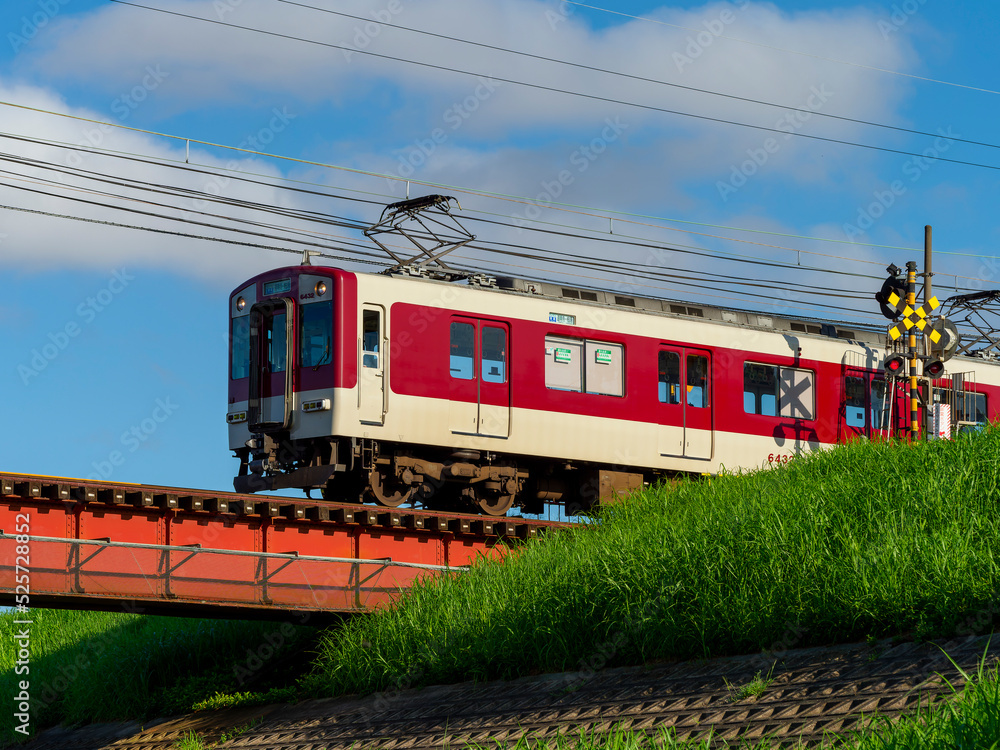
left=0, top=144, right=886, bottom=291
left=104, top=1, right=1000, bottom=175
left=0, top=200, right=381, bottom=264
left=2, top=152, right=992, bottom=326
left=559, top=0, right=1000, bottom=97
left=279, top=0, right=1000, bottom=153
left=9, top=97, right=1000, bottom=274
left=1, top=169, right=881, bottom=309
left=5, top=175, right=985, bottom=326
left=0, top=149, right=899, bottom=315
left=2, top=138, right=994, bottom=310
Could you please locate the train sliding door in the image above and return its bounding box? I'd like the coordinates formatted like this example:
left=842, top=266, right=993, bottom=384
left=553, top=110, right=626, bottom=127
left=449, top=317, right=510, bottom=438
left=657, top=346, right=713, bottom=460
left=248, top=299, right=294, bottom=432
left=359, top=305, right=386, bottom=425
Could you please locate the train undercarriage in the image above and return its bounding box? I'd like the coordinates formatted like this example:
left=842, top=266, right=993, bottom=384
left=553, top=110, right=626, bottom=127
left=233, top=435, right=649, bottom=516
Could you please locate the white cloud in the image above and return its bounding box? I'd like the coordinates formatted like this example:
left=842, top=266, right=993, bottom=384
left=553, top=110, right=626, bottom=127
left=0, top=0, right=931, bottom=295
left=0, top=80, right=313, bottom=282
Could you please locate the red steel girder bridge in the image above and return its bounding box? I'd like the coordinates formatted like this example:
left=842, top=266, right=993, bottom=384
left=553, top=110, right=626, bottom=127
left=0, top=473, right=568, bottom=621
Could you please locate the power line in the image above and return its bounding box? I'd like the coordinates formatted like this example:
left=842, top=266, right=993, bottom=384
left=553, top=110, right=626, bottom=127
left=279, top=0, right=1000, bottom=153
left=105, top=1, right=1000, bottom=174
left=2, top=107, right=991, bottom=268
left=0, top=156, right=895, bottom=311
left=3, top=147, right=993, bottom=320
left=4, top=133, right=994, bottom=304
left=560, top=0, right=1000, bottom=97
left=0, top=200, right=381, bottom=264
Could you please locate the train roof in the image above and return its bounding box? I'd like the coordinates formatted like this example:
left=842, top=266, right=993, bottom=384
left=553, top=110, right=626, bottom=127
left=377, top=267, right=890, bottom=350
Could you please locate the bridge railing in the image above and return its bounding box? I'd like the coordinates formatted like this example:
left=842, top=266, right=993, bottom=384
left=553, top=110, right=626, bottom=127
left=0, top=533, right=466, bottom=613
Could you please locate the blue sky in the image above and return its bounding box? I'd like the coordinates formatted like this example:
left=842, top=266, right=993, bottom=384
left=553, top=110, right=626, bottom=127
left=2, top=0, right=999, bottom=493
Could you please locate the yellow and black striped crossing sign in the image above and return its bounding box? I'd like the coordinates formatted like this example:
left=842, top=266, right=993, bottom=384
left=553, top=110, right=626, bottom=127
left=887, top=294, right=941, bottom=343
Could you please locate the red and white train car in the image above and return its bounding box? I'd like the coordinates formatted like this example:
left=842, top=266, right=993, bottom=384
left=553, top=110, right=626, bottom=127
left=228, top=263, right=996, bottom=515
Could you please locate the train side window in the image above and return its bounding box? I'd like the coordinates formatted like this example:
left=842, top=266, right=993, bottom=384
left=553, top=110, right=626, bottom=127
left=744, top=363, right=778, bottom=416
left=301, top=301, right=332, bottom=369
left=957, top=391, right=988, bottom=428
left=585, top=341, right=624, bottom=397
left=658, top=351, right=681, bottom=404
left=779, top=368, right=814, bottom=420
left=362, top=309, right=380, bottom=369
left=231, top=317, right=250, bottom=380
left=845, top=376, right=866, bottom=428
left=544, top=336, right=583, bottom=392
left=481, top=326, right=506, bottom=383
left=450, top=322, right=475, bottom=380
left=871, top=379, right=890, bottom=431
left=687, top=354, right=709, bottom=408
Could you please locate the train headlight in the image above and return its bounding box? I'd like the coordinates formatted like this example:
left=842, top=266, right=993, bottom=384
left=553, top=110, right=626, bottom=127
left=302, top=399, right=330, bottom=413
left=315, top=281, right=327, bottom=297
left=227, top=411, right=247, bottom=424
left=236, top=296, right=246, bottom=311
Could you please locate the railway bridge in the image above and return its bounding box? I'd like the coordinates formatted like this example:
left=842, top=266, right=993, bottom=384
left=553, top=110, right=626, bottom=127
left=0, top=473, right=566, bottom=621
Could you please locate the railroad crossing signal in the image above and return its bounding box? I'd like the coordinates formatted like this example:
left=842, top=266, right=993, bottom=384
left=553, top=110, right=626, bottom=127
left=883, top=353, right=906, bottom=374
left=888, top=294, right=942, bottom=343
left=875, top=268, right=907, bottom=320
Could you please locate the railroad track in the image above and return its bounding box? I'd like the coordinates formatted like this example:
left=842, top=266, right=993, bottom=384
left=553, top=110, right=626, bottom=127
left=0, top=472, right=572, bottom=617
left=0, top=472, right=572, bottom=538
left=22, top=634, right=1000, bottom=749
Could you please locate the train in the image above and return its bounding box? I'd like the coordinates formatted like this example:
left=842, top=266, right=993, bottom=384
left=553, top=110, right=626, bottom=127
left=227, top=233, right=995, bottom=516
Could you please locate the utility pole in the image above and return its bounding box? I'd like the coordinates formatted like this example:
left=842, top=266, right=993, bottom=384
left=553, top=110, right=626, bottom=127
left=924, top=225, right=933, bottom=305
left=924, top=225, right=934, bottom=438
left=906, top=260, right=919, bottom=440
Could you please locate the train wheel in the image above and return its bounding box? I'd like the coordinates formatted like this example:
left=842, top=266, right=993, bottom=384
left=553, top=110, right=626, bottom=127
left=474, top=488, right=515, bottom=516
left=367, top=467, right=415, bottom=508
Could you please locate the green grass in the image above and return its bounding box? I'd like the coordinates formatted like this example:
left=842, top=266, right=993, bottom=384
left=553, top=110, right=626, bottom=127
left=0, top=608, right=316, bottom=745
left=9, top=430, right=1000, bottom=747
left=305, top=428, right=1000, bottom=697
left=724, top=665, right=776, bottom=703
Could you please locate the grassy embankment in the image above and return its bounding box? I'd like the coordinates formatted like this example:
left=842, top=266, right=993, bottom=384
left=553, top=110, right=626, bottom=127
left=5, top=429, right=1000, bottom=746
left=306, top=428, right=1000, bottom=695
left=0, top=609, right=315, bottom=744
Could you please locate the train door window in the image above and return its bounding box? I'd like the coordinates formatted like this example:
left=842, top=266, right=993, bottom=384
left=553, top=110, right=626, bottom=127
left=231, top=317, right=250, bottom=380
left=481, top=325, right=506, bottom=383
left=658, top=351, right=681, bottom=404
left=957, top=392, right=988, bottom=427
left=267, top=312, right=287, bottom=373
left=300, top=301, right=333, bottom=369
left=362, top=309, right=380, bottom=369
left=744, top=363, right=779, bottom=416
left=871, top=379, right=890, bottom=431
left=450, top=322, right=475, bottom=380
left=845, top=376, right=867, bottom=428
left=544, top=336, right=583, bottom=392
left=779, top=368, right=814, bottom=420
left=585, top=341, right=624, bottom=397
left=687, top=354, right=709, bottom=408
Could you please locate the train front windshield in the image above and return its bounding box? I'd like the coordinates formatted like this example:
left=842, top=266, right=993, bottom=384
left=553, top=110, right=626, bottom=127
left=300, top=301, right=333, bottom=368
left=231, top=300, right=333, bottom=379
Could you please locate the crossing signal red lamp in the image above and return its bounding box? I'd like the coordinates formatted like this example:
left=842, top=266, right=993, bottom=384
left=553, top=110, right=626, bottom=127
left=923, top=358, right=945, bottom=378
left=883, top=354, right=906, bottom=374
